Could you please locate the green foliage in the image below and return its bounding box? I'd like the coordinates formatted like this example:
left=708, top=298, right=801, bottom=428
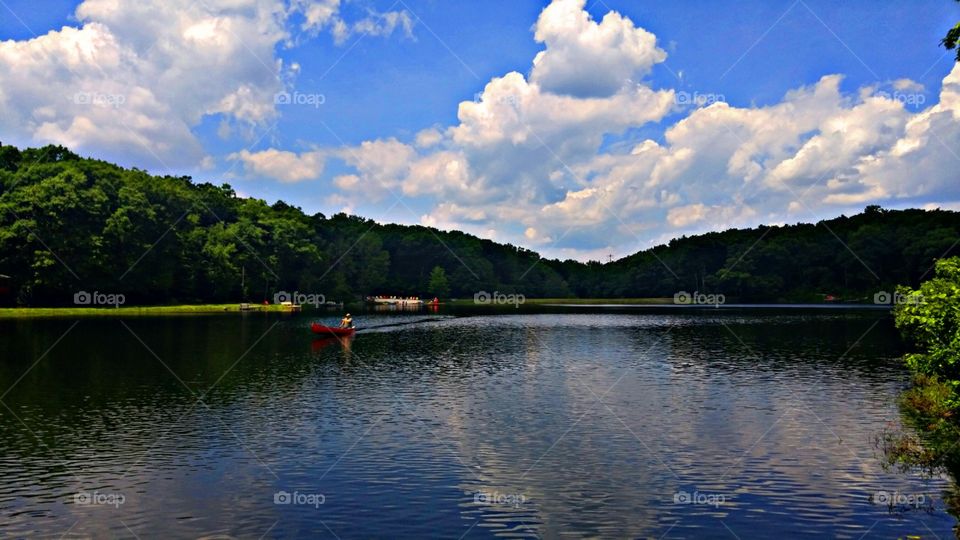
left=596, top=209, right=960, bottom=302
left=894, top=257, right=960, bottom=397
left=943, top=1, right=960, bottom=61
left=945, top=22, right=960, bottom=61
left=888, top=256, right=960, bottom=495
left=427, top=266, right=450, bottom=298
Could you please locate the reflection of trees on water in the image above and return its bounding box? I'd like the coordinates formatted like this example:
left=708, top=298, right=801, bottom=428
left=369, top=302, right=429, bottom=312
left=655, top=315, right=931, bottom=525
left=399, top=313, right=934, bottom=536
left=878, top=379, right=960, bottom=537
left=663, top=313, right=902, bottom=377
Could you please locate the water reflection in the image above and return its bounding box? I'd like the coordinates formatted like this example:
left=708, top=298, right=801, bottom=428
left=0, top=310, right=954, bottom=538
left=311, top=336, right=354, bottom=355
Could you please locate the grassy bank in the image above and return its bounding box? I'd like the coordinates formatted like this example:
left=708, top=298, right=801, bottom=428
left=0, top=304, right=297, bottom=318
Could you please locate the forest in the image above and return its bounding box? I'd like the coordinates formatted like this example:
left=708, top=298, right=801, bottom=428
left=0, top=143, right=957, bottom=306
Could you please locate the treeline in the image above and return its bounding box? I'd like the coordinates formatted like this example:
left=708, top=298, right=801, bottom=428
left=570, top=205, right=960, bottom=301
left=0, top=143, right=957, bottom=306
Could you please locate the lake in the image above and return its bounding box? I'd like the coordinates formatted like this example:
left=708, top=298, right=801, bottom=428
left=0, top=307, right=955, bottom=538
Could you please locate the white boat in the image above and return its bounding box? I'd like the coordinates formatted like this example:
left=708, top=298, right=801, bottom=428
left=367, top=296, right=424, bottom=305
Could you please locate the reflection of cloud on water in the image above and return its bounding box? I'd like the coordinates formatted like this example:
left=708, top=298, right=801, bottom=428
left=426, top=315, right=948, bottom=536
left=428, top=323, right=675, bottom=537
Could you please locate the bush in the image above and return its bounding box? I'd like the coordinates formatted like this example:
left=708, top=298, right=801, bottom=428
left=895, top=257, right=960, bottom=408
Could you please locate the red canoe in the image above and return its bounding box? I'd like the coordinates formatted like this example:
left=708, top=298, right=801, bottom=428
left=310, top=323, right=356, bottom=336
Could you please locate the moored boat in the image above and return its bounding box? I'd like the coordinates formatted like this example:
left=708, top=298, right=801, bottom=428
left=366, top=295, right=424, bottom=305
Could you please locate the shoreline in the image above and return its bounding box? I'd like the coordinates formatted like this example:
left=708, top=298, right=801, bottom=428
left=0, top=304, right=299, bottom=318
left=0, top=298, right=889, bottom=318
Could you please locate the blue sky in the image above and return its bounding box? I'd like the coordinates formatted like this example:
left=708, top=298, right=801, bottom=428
left=2, top=0, right=959, bottom=260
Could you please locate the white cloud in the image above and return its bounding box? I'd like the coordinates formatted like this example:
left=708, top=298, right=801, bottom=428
left=0, top=0, right=412, bottom=169
left=346, top=10, right=414, bottom=43
left=229, top=148, right=324, bottom=182
left=299, top=0, right=340, bottom=30
left=0, top=0, right=293, bottom=168
left=333, top=173, right=359, bottom=189
left=666, top=204, right=708, bottom=228
left=414, top=127, right=442, bottom=148
left=296, top=0, right=414, bottom=46
left=852, top=63, right=960, bottom=202
left=893, top=78, right=924, bottom=93
left=337, top=137, right=416, bottom=196
left=530, top=0, right=666, bottom=98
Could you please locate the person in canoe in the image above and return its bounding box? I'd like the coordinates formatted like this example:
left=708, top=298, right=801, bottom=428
left=339, top=313, right=354, bottom=329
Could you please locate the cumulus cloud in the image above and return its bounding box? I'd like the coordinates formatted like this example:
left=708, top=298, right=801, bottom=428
left=414, top=127, right=443, bottom=148
left=893, top=78, right=924, bottom=93
left=853, top=64, right=960, bottom=202
left=0, top=0, right=292, bottom=168
left=524, top=72, right=936, bottom=248
left=529, top=0, right=666, bottom=98
left=0, top=0, right=412, bottom=170
left=228, top=148, right=325, bottom=182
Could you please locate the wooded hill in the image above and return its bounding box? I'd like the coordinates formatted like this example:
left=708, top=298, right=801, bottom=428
left=0, top=144, right=956, bottom=305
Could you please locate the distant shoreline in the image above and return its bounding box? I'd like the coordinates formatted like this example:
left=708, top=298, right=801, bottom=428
left=0, top=304, right=296, bottom=318
left=0, top=298, right=890, bottom=318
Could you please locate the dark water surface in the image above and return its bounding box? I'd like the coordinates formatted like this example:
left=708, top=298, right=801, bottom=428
left=0, top=309, right=954, bottom=538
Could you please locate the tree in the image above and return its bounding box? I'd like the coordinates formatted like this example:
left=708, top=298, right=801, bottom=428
left=894, top=256, right=960, bottom=394
left=427, top=265, right=450, bottom=298
left=353, top=233, right=390, bottom=295
left=879, top=257, right=960, bottom=521
left=944, top=0, right=960, bottom=61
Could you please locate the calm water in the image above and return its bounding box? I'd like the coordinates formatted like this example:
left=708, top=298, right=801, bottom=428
left=0, top=308, right=955, bottom=538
